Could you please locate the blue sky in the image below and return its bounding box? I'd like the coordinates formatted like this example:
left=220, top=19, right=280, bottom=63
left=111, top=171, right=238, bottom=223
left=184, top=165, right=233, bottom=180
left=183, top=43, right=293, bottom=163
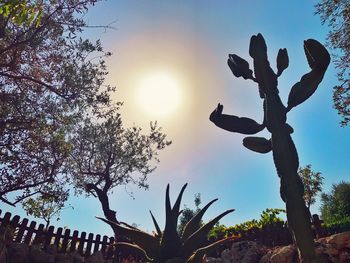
left=5, top=0, right=350, bottom=237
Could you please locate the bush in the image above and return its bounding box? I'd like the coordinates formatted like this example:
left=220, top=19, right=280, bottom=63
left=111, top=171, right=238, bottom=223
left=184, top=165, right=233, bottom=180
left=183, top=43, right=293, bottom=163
left=323, top=216, right=350, bottom=235
left=320, top=181, right=350, bottom=224
left=208, top=209, right=292, bottom=248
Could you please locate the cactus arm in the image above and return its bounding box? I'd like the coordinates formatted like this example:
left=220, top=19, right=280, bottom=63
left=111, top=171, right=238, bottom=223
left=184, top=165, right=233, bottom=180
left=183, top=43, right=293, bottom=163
left=276, top=48, right=289, bottom=77
left=210, top=104, right=265, bottom=134
left=242, top=136, right=272, bottom=153
left=227, top=54, right=255, bottom=80
left=287, top=39, right=330, bottom=112
left=96, top=217, right=159, bottom=258
left=183, top=209, right=234, bottom=259
left=181, top=198, right=218, bottom=241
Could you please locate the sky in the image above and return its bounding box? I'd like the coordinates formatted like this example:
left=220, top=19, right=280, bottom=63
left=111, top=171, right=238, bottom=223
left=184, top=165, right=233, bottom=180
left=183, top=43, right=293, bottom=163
left=4, top=0, right=350, bottom=238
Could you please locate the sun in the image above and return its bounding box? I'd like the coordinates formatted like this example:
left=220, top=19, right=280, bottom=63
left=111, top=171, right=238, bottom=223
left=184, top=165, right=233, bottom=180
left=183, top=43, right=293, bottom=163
left=136, top=72, right=182, bottom=118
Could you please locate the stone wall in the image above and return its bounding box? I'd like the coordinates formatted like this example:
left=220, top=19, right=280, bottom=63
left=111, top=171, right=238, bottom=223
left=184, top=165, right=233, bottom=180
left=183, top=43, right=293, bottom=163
left=206, top=231, right=350, bottom=263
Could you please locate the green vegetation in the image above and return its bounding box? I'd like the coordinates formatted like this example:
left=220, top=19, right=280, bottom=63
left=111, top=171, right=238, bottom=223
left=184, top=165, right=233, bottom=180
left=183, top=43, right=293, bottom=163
left=98, top=184, right=235, bottom=263
left=298, top=164, right=324, bottom=210
left=315, top=0, right=350, bottom=126
left=208, top=209, right=291, bottom=247
left=320, top=181, right=350, bottom=223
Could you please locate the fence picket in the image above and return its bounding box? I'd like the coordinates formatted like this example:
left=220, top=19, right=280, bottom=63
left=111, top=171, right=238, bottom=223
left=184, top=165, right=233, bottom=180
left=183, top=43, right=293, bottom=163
left=54, top=227, right=63, bottom=248
left=85, top=233, right=94, bottom=256
left=15, top=218, right=29, bottom=243
left=60, top=228, right=71, bottom=252
left=33, top=223, right=45, bottom=245
left=23, top=221, right=37, bottom=244
left=44, top=225, right=55, bottom=249
left=93, top=234, right=101, bottom=253
left=70, top=230, right=79, bottom=252
left=77, top=232, right=86, bottom=255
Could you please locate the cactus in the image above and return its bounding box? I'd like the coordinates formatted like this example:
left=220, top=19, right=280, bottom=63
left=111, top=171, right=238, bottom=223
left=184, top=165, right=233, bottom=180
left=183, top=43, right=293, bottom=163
left=210, top=34, right=330, bottom=263
left=97, top=184, right=235, bottom=263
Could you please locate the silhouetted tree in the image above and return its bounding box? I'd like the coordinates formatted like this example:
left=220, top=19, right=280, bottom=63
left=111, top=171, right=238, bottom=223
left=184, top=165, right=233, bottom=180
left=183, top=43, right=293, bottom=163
left=68, top=113, right=171, bottom=229
left=298, top=164, right=324, bottom=209
left=0, top=0, right=114, bottom=206
left=315, top=0, right=350, bottom=126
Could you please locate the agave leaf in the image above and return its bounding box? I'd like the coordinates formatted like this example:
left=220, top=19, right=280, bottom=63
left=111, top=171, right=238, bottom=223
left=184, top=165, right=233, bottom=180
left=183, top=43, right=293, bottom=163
left=172, top=183, right=188, bottom=221
left=187, top=237, right=237, bottom=263
left=287, top=69, right=325, bottom=111
left=160, top=185, right=184, bottom=259
left=183, top=209, right=235, bottom=258
left=243, top=136, right=272, bottom=154
left=96, top=217, right=158, bottom=258
left=165, top=184, right=171, bottom=220
left=181, top=198, right=218, bottom=241
left=115, top=242, right=151, bottom=261
left=150, top=210, right=162, bottom=238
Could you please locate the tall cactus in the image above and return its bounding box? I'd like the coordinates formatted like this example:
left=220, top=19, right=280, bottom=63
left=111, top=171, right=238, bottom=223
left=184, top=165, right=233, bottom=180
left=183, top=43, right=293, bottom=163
left=210, top=34, right=330, bottom=263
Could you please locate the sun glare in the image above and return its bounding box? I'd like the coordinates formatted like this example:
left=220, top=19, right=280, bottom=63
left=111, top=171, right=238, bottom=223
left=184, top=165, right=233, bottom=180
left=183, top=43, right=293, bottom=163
left=136, top=72, right=182, bottom=118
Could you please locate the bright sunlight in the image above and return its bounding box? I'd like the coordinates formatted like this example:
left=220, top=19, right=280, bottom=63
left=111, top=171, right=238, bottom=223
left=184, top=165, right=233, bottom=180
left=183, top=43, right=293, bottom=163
left=136, top=72, right=182, bottom=118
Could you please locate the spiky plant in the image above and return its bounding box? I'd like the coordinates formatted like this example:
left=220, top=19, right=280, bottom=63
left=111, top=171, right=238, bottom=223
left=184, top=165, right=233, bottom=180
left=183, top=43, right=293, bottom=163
left=98, top=184, right=235, bottom=263
left=210, top=34, right=330, bottom=263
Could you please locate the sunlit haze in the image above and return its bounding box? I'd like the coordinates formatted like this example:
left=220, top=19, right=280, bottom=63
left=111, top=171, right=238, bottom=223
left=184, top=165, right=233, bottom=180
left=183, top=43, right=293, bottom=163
left=136, top=71, right=182, bottom=118
left=5, top=0, right=350, bottom=238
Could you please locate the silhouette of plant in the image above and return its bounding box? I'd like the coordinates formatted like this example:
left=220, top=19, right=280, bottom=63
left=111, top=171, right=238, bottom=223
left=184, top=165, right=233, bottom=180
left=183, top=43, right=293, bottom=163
left=98, top=184, right=235, bottom=263
left=210, top=33, right=330, bottom=262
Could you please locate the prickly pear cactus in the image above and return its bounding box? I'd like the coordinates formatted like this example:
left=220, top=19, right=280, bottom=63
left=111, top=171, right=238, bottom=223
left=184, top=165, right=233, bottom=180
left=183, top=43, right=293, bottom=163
left=210, top=34, right=330, bottom=263
left=98, top=184, right=235, bottom=263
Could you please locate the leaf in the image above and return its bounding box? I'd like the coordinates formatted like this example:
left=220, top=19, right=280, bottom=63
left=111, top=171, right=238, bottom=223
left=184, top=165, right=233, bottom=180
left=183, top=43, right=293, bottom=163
left=183, top=209, right=235, bottom=258
left=181, top=198, right=218, bottom=241
left=96, top=217, right=158, bottom=258
left=115, top=242, right=152, bottom=261
left=227, top=54, right=253, bottom=80
left=150, top=210, right=162, bottom=238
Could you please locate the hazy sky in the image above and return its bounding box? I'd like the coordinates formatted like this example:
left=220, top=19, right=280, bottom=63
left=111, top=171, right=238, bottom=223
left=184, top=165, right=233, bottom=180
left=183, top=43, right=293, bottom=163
left=6, top=0, right=350, bottom=237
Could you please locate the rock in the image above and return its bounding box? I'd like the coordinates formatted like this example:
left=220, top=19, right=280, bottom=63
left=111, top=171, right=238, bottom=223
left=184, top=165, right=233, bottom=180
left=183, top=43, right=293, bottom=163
left=269, top=245, right=296, bottom=263
left=85, top=251, right=104, bottom=263
left=45, top=244, right=58, bottom=255
left=204, top=256, right=222, bottom=263
left=69, top=251, right=85, bottom=263
left=338, top=248, right=350, bottom=263
left=259, top=250, right=273, bottom=263
left=221, top=241, right=264, bottom=263
left=325, top=231, right=350, bottom=249
left=30, top=245, right=54, bottom=263
left=7, top=243, right=29, bottom=263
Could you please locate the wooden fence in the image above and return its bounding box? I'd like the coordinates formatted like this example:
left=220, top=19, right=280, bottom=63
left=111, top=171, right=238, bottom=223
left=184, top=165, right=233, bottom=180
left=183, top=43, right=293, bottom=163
left=0, top=209, right=142, bottom=260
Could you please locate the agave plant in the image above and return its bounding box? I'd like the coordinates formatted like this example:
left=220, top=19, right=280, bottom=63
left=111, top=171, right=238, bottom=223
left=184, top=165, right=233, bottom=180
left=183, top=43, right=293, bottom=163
left=97, top=184, right=235, bottom=263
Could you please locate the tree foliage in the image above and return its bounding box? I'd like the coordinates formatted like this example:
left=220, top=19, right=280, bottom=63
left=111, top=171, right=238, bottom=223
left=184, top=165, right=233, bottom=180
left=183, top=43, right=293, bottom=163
left=68, top=113, right=171, bottom=226
left=21, top=184, right=71, bottom=228
left=315, top=0, right=350, bottom=126
left=178, top=193, right=201, bottom=234
left=298, top=164, right=324, bottom=209
left=320, top=181, right=350, bottom=223
left=0, top=0, right=113, bottom=206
